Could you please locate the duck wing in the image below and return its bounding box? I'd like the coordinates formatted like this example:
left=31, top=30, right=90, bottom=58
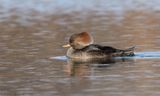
left=82, top=44, right=117, bottom=53
left=82, top=44, right=135, bottom=56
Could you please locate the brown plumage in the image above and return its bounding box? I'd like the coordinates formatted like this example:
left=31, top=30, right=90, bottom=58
left=63, top=32, right=135, bottom=60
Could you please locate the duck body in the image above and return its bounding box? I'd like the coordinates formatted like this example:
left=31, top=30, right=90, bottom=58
left=67, top=44, right=135, bottom=60
left=63, top=32, right=135, bottom=60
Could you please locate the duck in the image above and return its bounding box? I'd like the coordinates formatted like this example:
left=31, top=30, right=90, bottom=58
left=63, top=32, right=135, bottom=60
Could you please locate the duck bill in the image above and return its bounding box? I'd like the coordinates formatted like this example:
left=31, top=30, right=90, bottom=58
left=62, top=44, right=71, bottom=48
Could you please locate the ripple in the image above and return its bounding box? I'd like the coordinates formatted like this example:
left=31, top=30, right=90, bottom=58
left=50, top=56, right=67, bottom=61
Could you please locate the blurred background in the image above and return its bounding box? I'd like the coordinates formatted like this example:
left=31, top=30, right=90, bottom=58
left=0, top=0, right=160, bottom=96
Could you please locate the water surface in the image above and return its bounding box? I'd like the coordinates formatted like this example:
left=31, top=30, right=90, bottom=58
left=0, top=0, right=160, bottom=96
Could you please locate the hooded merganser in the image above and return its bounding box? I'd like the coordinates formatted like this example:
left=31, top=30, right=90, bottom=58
left=63, top=32, right=135, bottom=60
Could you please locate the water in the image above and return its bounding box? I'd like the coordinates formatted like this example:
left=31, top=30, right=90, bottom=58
left=0, top=0, right=160, bottom=96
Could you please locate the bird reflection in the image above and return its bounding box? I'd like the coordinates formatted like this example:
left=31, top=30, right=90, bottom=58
left=63, top=57, right=134, bottom=77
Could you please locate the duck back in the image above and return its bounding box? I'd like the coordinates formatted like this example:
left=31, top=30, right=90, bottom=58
left=67, top=44, right=135, bottom=60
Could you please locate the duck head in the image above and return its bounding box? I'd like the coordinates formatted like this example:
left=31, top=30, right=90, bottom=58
left=63, top=32, right=94, bottom=49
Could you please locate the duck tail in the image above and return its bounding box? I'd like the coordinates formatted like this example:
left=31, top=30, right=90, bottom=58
left=115, top=46, right=135, bottom=56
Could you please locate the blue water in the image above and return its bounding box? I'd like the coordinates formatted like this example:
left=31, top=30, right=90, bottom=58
left=1, top=0, right=160, bottom=13
left=50, top=56, right=67, bottom=61
left=135, top=52, right=160, bottom=59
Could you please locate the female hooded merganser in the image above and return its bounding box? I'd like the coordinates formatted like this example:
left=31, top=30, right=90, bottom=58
left=63, top=32, right=135, bottom=60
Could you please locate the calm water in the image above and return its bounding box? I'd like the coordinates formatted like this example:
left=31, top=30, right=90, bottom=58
left=0, top=0, right=160, bottom=96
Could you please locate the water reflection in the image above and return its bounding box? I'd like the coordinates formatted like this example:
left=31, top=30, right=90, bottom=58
left=64, top=58, right=134, bottom=77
